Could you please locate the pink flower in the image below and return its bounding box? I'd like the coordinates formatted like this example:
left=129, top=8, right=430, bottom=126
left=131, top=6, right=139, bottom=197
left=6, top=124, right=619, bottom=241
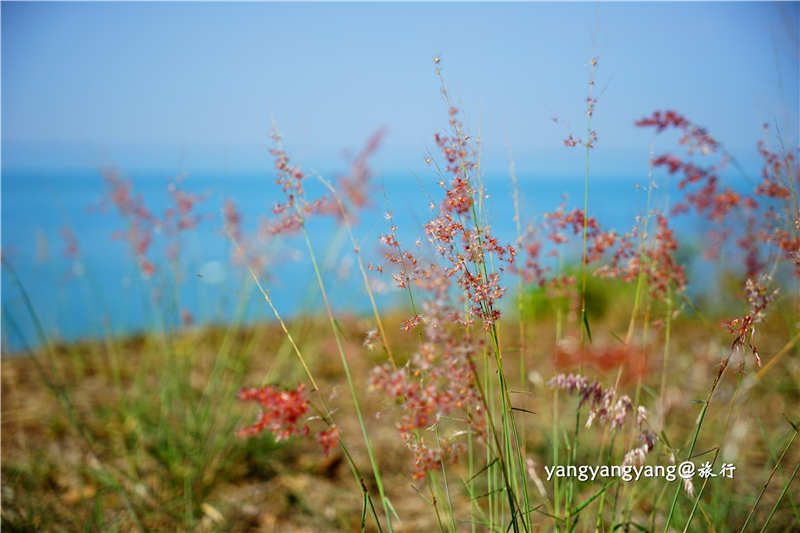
left=316, top=426, right=340, bottom=456
left=236, top=384, right=310, bottom=441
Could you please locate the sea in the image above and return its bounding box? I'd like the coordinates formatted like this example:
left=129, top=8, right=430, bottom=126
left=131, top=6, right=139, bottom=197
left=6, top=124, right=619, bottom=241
left=1, top=166, right=740, bottom=353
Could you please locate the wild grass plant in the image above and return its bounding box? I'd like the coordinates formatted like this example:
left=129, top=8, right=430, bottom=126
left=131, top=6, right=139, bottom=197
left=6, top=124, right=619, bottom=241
left=2, top=58, right=799, bottom=532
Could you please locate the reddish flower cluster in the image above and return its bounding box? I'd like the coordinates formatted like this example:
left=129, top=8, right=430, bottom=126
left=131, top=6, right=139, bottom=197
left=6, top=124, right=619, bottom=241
left=315, top=425, right=340, bottom=457
left=369, top=302, right=485, bottom=479
left=224, top=199, right=243, bottom=242
left=266, top=128, right=385, bottom=234
left=519, top=226, right=564, bottom=288
left=595, top=213, right=686, bottom=299
left=237, top=383, right=340, bottom=456
left=586, top=130, right=598, bottom=149
left=544, top=206, right=616, bottom=263
left=162, top=177, right=205, bottom=264
left=426, top=107, right=516, bottom=327
left=516, top=233, right=547, bottom=286
left=563, top=130, right=598, bottom=149
left=433, top=107, right=475, bottom=207
left=267, top=131, right=318, bottom=235
left=379, top=215, right=421, bottom=293
left=408, top=438, right=465, bottom=481
left=322, top=128, right=387, bottom=220
left=634, top=110, right=690, bottom=133
left=237, top=383, right=310, bottom=440
left=558, top=60, right=599, bottom=149
left=637, top=110, right=741, bottom=222
left=100, top=168, right=154, bottom=221
left=165, top=177, right=203, bottom=232
left=724, top=274, right=778, bottom=367
left=401, top=314, right=423, bottom=332
left=223, top=199, right=274, bottom=273
left=98, top=169, right=205, bottom=278
left=752, top=127, right=800, bottom=277
left=513, top=204, right=623, bottom=328
left=586, top=97, right=597, bottom=119
left=638, top=112, right=799, bottom=282
left=99, top=169, right=157, bottom=277
left=379, top=104, right=515, bottom=330
left=516, top=202, right=617, bottom=290
left=756, top=134, right=794, bottom=200
left=635, top=109, right=794, bottom=295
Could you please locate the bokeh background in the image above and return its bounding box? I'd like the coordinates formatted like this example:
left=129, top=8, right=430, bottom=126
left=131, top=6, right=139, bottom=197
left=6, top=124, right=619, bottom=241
left=2, top=2, right=798, bottom=345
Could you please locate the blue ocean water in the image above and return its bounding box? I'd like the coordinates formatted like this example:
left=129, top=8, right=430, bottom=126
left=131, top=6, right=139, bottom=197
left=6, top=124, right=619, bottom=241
left=1, top=166, right=717, bottom=352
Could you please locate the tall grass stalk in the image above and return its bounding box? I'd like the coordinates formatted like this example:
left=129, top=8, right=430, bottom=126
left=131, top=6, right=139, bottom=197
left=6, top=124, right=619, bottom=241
left=681, top=447, right=723, bottom=532
left=467, top=162, right=532, bottom=532
left=552, top=388, right=561, bottom=529
left=738, top=423, right=798, bottom=532
left=759, top=461, right=800, bottom=533
left=300, top=225, right=395, bottom=531
left=227, top=225, right=389, bottom=531
left=426, top=472, right=448, bottom=533
left=579, top=57, right=597, bottom=344
left=434, top=63, right=532, bottom=532
left=435, top=426, right=458, bottom=533
left=467, top=427, right=478, bottom=533
left=225, top=227, right=319, bottom=391
left=624, top=153, right=656, bottom=346
left=256, top=227, right=345, bottom=383
left=317, top=174, right=396, bottom=368
left=663, top=352, right=732, bottom=532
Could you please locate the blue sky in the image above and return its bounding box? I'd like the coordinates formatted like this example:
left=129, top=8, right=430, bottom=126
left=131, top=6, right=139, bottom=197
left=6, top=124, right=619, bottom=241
left=2, top=2, right=798, bottom=175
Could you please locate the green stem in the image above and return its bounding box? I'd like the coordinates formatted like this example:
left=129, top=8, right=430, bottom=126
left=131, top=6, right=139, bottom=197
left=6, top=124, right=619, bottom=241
left=663, top=355, right=731, bottom=532
left=759, top=461, right=800, bottom=533
left=739, top=426, right=798, bottom=533
left=302, top=227, right=394, bottom=532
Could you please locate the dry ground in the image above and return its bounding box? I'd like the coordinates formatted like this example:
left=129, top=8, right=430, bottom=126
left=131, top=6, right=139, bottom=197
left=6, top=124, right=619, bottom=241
left=3, top=307, right=799, bottom=531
